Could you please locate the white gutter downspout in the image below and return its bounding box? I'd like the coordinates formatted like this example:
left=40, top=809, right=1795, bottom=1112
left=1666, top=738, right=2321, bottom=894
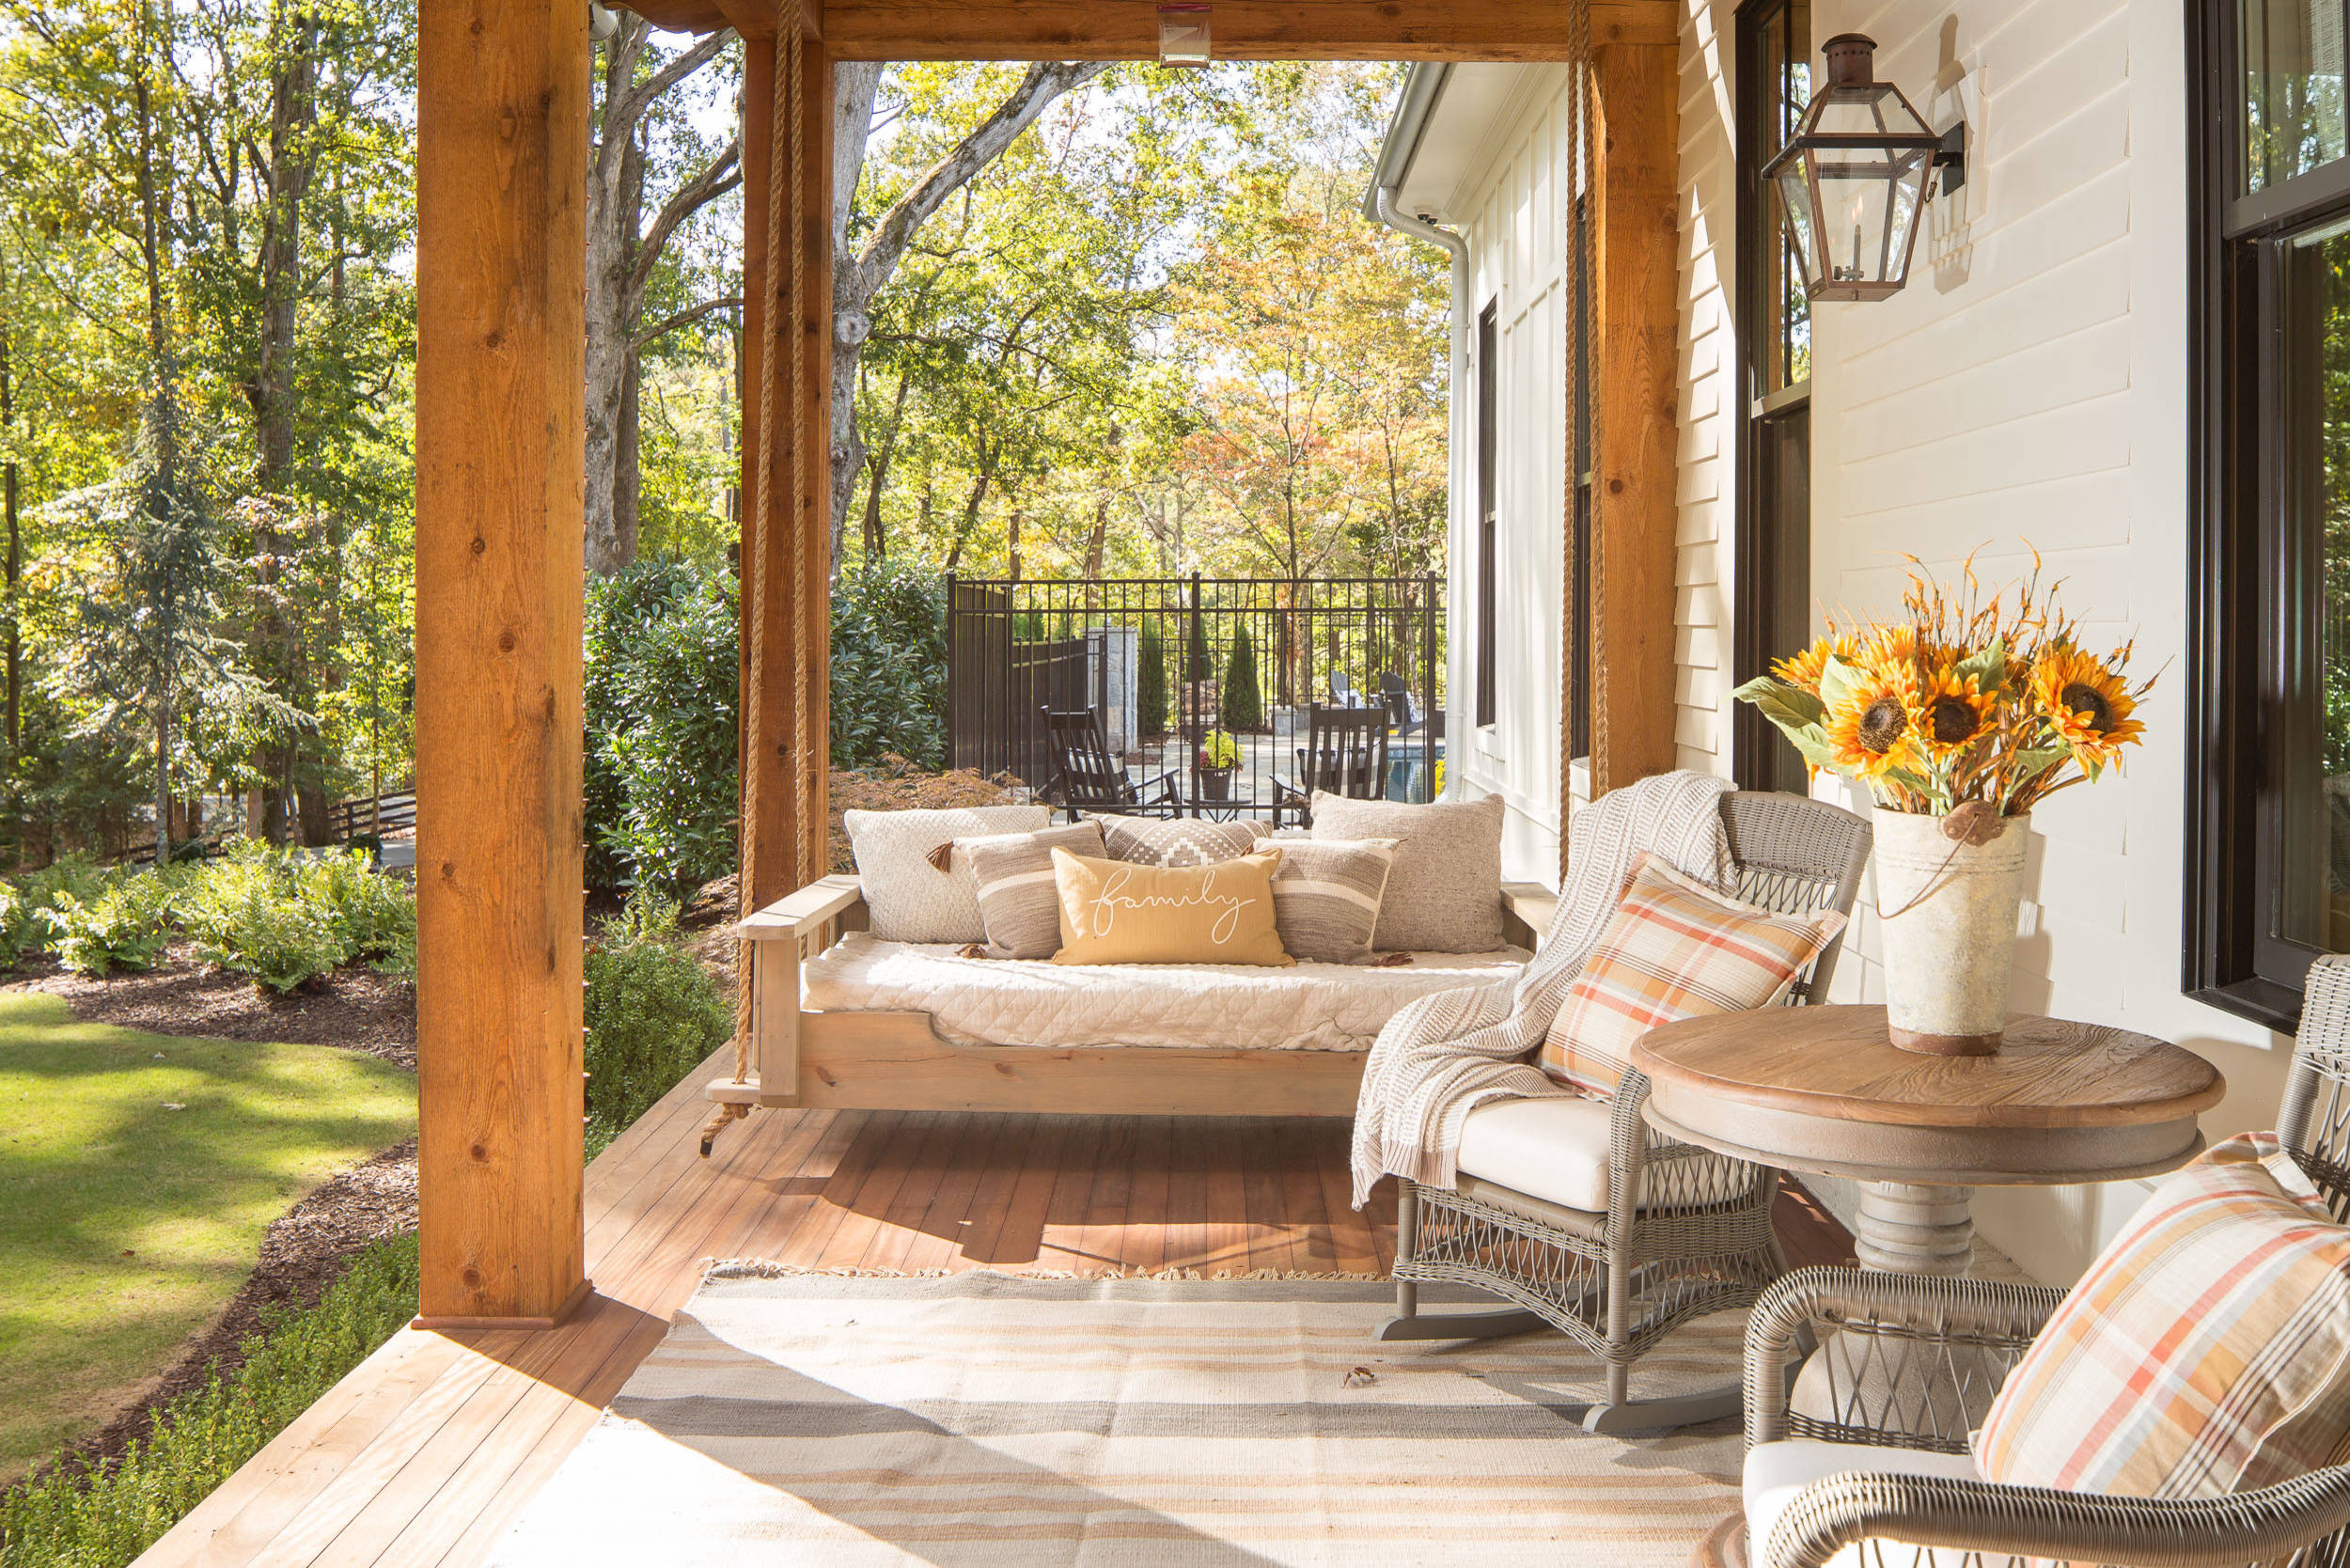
left=1367, top=66, right=1470, bottom=799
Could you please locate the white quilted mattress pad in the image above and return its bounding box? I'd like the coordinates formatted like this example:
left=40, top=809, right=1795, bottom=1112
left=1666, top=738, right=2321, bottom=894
left=800, top=932, right=1529, bottom=1053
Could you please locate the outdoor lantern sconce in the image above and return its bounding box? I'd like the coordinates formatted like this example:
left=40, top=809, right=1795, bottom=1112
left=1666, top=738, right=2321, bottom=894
left=1762, top=33, right=1966, bottom=302
left=1158, top=3, right=1211, bottom=67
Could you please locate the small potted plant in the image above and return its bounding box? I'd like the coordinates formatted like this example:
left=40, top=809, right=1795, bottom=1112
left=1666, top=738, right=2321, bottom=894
left=1734, top=553, right=2152, bottom=1056
left=1197, top=729, right=1241, bottom=801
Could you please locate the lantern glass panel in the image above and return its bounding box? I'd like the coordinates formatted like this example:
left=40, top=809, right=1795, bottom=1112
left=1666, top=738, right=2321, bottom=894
left=1770, top=80, right=1936, bottom=301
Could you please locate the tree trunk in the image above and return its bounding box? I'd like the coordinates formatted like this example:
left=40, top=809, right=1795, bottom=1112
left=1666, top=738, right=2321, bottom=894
left=2, top=324, right=18, bottom=752
left=249, top=5, right=318, bottom=490
left=827, top=60, right=1109, bottom=573
left=585, top=19, right=739, bottom=576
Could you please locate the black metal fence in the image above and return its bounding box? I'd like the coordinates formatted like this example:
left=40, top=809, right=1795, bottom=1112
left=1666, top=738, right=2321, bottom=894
left=946, top=573, right=1444, bottom=815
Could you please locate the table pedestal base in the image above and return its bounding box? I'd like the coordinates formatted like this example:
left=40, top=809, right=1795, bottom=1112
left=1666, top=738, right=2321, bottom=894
left=1853, top=1182, right=1974, bottom=1277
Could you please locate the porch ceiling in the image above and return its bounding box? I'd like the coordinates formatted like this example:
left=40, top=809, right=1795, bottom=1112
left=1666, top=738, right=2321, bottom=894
left=620, top=0, right=1678, bottom=57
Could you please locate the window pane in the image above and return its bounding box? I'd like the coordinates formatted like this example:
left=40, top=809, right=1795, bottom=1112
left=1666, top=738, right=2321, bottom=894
left=1759, top=0, right=1811, bottom=391
left=2244, top=0, right=2348, bottom=195
left=2279, top=224, right=2350, bottom=952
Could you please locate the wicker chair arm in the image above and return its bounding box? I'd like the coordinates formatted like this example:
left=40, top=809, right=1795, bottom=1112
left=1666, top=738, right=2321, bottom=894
left=1762, top=1466, right=2350, bottom=1568
left=1746, top=1267, right=2069, bottom=1450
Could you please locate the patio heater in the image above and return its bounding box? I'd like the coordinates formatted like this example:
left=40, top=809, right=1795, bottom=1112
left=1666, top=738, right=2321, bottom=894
left=1761, top=33, right=1965, bottom=302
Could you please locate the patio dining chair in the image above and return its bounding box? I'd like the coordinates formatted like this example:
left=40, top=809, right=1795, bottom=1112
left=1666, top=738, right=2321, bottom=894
left=1039, top=708, right=1179, bottom=817
left=1378, top=791, right=1872, bottom=1435
left=1732, top=951, right=2350, bottom=1568
left=1272, top=703, right=1389, bottom=825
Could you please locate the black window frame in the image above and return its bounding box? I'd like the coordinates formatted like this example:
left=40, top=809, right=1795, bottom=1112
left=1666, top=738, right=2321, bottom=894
left=1476, top=301, right=1499, bottom=730
left=2186, top=0, right=2350, bottom=1031
left=1731, top=0, right=1814, bottom=794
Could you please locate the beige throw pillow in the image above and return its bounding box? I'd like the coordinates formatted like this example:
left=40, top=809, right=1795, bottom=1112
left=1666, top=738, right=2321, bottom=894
left=962, top=822, right=1105, bottom=959
left=1050, top=846, right=1293, bottom=967
left=845, top=804, right=1050, bottom=942
left=1269, top=838, right=1399, bottom=964
left=1308, top=792, right=1504, bottom=951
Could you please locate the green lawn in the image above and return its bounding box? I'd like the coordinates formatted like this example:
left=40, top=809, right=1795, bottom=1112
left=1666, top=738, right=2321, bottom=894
left=0, top=994, right=415, bottom=1482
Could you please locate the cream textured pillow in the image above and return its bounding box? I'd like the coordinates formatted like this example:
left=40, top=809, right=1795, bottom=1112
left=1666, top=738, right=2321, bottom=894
left=1091, top=815, right=1271, bottom=868
left=1308, top=792, right=1504, bottom=951
left=1269, top=838, right=1398, bottom=964
left=1051, top=846, right=1292, bottom=967
left=844, top=804, right=1049, bottom=942
left=1541, top=854, right=1842, bottom=1099
left=1973, top=1132, right=2350, bottom=1500
left=961, top=822, right=1104, bottom=959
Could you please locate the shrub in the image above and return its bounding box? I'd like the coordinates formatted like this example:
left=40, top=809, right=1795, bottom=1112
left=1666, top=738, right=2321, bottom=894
left=583, top=902, right=731, bottom=1157
left=1185, top=612, right=1212, bottom=681
left=0, top=1234, right=419, bottom=1568
left=45, top=868, right=188, bottom=977
left=0, top=856, right=108, bottom=966
left=1222, top=626, right=1262, bottom=731
left=1137, top=621, right=1168, bottom=738
left=583, top=558, right=741, bottom=899
left=830, top=560, right=947, bottom=772
left=178, top=842, right=411, bottom=993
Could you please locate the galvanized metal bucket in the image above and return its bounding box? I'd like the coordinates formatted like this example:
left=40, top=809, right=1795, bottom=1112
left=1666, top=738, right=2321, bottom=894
left=1872, top=808, right=2029, bottom=1055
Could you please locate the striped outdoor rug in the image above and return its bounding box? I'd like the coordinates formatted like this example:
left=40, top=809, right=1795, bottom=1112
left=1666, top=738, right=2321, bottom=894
left=487, top=1267, right=1745, bottom=1566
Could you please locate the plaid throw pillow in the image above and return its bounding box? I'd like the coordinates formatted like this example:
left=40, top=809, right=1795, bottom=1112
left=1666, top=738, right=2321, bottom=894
left=1973, top=1132, right=2350, bottom=1500
left=1539, top=853, right=1844, bottom=1099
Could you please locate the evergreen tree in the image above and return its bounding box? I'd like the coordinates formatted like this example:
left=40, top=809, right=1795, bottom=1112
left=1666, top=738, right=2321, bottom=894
left=1222, top=624, right=1262, bottom=731
left=1186, top=613, right=1213, bottom=681
left=1137, top=620, right=1168, bottom=737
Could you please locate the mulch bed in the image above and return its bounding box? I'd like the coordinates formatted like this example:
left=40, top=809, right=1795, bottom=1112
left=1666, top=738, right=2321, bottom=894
left=8, top=948, right=417, bottom=1070
left=41, top=1139, right=420, bottom=1481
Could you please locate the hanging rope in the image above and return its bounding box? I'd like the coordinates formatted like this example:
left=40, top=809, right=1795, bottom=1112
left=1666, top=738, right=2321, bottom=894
left=787, top=0, right=812, bottom=885
left=1559, top=0, right=1594, bottom=886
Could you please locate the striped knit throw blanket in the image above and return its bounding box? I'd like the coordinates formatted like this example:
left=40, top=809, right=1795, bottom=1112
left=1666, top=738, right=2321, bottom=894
left=1349, top=769, right=1734, bottom=1208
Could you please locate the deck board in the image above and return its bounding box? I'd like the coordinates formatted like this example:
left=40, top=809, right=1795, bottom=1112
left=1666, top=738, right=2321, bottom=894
left=136, top=1045, right=1853, bottom=1567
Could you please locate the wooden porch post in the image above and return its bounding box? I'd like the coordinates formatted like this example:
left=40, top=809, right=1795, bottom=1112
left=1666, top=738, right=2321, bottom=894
left=412, top=0, right=590, bottom=1328
left=1588, top=33, right=1681, bottom=797
left=739, top=16, right=833, bottom=916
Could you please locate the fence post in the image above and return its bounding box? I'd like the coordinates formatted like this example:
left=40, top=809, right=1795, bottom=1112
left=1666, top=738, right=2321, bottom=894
left=1186, top=572, right=1204, bottom=819
left=942, top=572, right=958, bottom=775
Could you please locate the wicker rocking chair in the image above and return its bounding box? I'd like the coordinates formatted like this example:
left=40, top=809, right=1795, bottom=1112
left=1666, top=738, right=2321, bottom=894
left=1379, top=790, right=1872, bottom=1435
left=1731, top=953, right=2350, bottom=1568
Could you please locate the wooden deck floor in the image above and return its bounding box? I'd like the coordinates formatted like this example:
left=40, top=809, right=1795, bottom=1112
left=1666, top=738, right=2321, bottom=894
left=137, top=1052, right=1853, bottom=1567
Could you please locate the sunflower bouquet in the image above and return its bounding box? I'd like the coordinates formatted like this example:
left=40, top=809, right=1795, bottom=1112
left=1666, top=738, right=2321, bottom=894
left=1732, top=555, right=2151, bottom=817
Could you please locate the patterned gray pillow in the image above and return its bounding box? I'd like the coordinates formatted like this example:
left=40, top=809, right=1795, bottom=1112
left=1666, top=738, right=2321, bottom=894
left=1308, top=792, right=1505, bottom=951
left=845, top=804, right=1050, bottom=942
left=1269, top=838, right=1399, bottom=964
left=1091, top=815, right=1271, bottom=868
left=962, top=822, right=1105, bottom=959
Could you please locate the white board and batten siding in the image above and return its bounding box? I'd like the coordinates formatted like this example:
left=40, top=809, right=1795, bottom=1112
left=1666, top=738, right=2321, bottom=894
left=1711, top=0, right=2286, bottom=1281
left=1401, top=0, right=2301, bottom=1285
left=1421, top=65, right=1578, bottom=884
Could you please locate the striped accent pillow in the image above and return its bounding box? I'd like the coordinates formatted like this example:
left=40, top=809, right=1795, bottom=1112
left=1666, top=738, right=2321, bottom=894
left=1091, top=815, right=1271, bottom=868
left=1539, top=853, right=1844, bottom=1099
left=1973, top=1132, right=2350, bottom=1499
left=962, top=823, right=1105, bottom=959
left=1269, top=838, right=1399, bottom=964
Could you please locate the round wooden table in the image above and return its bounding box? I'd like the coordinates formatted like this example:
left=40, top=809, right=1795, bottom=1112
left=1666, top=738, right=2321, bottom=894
left=1630, top=1005, right=2224, bottom=1275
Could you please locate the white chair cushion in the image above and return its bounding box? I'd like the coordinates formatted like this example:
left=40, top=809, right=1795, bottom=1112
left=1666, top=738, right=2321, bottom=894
left=1745, top=1439, right=1984, bottom=1568
left=1454, top=1095, right=1754, bottom=1214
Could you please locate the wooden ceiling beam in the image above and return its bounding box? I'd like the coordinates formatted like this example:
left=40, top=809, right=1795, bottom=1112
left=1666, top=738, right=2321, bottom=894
left=617, top=0, right=1673, bottom=55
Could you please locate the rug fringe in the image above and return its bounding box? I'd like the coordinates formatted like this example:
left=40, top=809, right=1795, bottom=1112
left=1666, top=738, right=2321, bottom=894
left=701, top=1260, right=1390, bottom=1284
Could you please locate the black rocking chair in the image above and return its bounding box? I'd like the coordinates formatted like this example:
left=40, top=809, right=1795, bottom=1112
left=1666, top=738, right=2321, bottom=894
left=1273, top=703, right=1389, bottom=826
left=1041, top=708, right=1180, bottom=817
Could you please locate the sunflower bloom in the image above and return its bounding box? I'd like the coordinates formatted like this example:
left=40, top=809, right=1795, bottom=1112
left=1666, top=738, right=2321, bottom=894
left=1909, top=667, right=1998, bottom=760
left=1771, top=634, right=1859, bottom=696
left=2032, top=646, right=2145, bottom=768
left=1825, top=668, right=1921, bottom=782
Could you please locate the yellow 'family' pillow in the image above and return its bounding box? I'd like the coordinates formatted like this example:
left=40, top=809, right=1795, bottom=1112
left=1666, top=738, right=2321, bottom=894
left=1050, top=846, right=1293, bottom=967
